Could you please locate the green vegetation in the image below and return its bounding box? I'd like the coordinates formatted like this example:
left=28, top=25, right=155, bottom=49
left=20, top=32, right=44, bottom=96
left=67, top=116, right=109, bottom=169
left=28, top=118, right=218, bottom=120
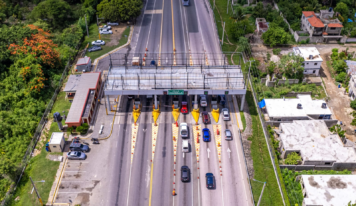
left=272, top=48, right=281, bottom=55
left=284, top=152, right=301, bottom=165
left=329, top=124, right=346, bottom=138
left=282, top=169, right=351, bottom=206
left=82, top=24, right=131, bottom=61
left=76, top=123, right=89, bottom=134
left=240, top=111, right=246, bottom=132
left=97, top=0, right=142, bottom=22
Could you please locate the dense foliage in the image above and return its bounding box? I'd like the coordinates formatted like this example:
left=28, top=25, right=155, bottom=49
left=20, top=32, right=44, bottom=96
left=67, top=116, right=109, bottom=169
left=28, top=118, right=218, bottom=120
left=97, top=0, right=142, bottom=22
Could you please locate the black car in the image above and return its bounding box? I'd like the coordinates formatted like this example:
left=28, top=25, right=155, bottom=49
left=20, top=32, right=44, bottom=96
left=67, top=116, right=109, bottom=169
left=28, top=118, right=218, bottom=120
left=181, top=166, right=190, bottom=182
left=206, top=173, right=215, bottom=189
left=69, top=141, right=90, bottom=153
left=88, top=46, right=102, bottom=52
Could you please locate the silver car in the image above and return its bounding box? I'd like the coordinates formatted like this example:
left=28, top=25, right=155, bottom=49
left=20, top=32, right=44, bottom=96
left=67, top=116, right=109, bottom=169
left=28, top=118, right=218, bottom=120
left=107, top=22, right=119, bottom=26
left=100, top=29, right=113, bottom=34
left=222, top=108, right=230, bottom=121
left=91, top=40, right=105, bottom=45
left=102, top=25, right=111, bottom=30
left=225, top=129, right=232, bottom=141
left=182, top=0, right=189, bottom=6
left=67, top=151, right=86, bottom=160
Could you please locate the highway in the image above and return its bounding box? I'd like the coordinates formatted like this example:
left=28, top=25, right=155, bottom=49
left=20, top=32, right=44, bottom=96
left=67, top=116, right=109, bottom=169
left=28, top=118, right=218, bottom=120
left=133, top=0, right=221, bottom=65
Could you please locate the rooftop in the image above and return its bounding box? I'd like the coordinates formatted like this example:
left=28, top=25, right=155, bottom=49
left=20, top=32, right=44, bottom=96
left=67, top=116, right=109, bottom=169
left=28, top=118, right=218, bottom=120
left=308, top=16, right=325, bottom=27
left=49, top=132, right=64, bottom=145
left=293, top=47, right=323, bottom=62
left=279, top=120, right=356, bottom=162
left=66, top=72, right=100, bottom=124
left=76, top=56, right=91, bottom=66
left=264, top=94, right=331, bottom=118
left=64, top=75, right=82, bottom=92
left=302, top=11, right=316, bottom=17
left=301, top=175, right=356, bottom=206
left=328, top=23, right=343, bottom=27
left=346, top=60, right=356, bottom=75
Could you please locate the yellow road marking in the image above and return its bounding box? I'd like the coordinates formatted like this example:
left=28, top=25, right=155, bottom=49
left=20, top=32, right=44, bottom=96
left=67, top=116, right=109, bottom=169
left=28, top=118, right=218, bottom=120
left=171, top=0, right=175, bottom=51
left=149, top=163, right=154, bottom=206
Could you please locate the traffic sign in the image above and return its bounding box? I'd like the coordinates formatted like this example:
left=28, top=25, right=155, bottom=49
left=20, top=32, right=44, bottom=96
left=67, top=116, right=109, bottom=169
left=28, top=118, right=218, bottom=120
left=204, top=91, right=208, bottom=95
left=168, top=90, right=184, bottom=95
left=225, top=91, right=229, bottom=95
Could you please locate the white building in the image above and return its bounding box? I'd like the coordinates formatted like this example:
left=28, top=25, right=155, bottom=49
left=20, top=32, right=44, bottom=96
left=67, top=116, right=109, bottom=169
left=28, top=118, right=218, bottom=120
left=349, top=74, right=356, bottom=100
left=263, top=94, right=332, bottom=121
left=300, top=175, right=356, bottom=206
left=293, top=47, right=323, bottom=76
left=278, top=120, right=356, bottom=169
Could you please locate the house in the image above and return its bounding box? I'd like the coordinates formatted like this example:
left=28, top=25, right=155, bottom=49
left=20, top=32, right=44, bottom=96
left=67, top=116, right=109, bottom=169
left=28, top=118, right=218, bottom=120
left=300, top=175, right=356, bottom=206
left=76, top=56, right=91, bottom=72
left=278, top=120, right=356, bottom=170
left=255, top=18, right=269, bottom=33
left=65, top=72, right=102, bottom=128
left=349, top=74, right=356, bottom=100
left=263, top=94, right=332, bottom=122
left=293, top=47, right=323, bottom=76
left=299, top=9, right=343, bottom=43
left=345, top=60, right=356, bottom=75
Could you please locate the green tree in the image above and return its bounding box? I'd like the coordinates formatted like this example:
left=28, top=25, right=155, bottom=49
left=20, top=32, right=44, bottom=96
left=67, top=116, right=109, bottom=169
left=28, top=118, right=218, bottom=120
left=334, top=2, right=349, bottom=19
left=267, top=61, right=277, bottom=75
left=262, top=26, right=291, bottom=47
left=285, top=152, right=301, bottom=165
left=231, top=6, right=245, bottom=22
left=333, top=60, right=347, bottom=74
left=61, top=24, right=83, bottom=48
left=97, top=0, right=142, bottom=22
left=230, top=19, right=254, bottom=41
left=351, top=100, right=356, bottom=110
left=237, top=37, right=250, bottom=54
left=0, top=158, right=18, bottom=181
left=335, top=72, right=346, bottom=82
left=30, top=0, right=73, bottom=29
left=252, top=2, right=264, bottom=18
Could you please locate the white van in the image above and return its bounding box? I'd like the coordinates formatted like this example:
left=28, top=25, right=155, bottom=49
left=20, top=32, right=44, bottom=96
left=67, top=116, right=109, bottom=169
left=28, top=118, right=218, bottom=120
left=182, top=140, right=189, bottom=153
left=180, top=123, right=188, bottom=139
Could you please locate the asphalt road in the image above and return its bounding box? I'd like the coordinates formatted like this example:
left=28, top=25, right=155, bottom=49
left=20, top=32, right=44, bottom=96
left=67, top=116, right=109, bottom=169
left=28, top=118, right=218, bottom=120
left=133, top=0, right=221, bottom=66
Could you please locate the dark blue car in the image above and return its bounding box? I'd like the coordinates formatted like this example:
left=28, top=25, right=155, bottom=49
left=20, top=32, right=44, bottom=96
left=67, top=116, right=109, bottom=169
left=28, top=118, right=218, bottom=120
left=206, top=173, right=215, bottom=189
left=202, top=128, right=210, bottom=142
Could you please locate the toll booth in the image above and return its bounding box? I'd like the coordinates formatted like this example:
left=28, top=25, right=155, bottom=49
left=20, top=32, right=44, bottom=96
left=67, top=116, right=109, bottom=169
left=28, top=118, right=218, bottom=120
left=173, top=97, right=179, bottom=109
left=211, top=96, right=218, bottom=110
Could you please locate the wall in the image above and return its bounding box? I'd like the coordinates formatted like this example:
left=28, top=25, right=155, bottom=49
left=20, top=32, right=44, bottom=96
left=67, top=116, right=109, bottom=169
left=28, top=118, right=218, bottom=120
left=280, top=162, right=356, bottom=171
left=294, top=32, right=310, bottom=43
left=310, top=36, right=325, bottom=43
left=325, top=27, right=342, bottom=35
left=266, top=119, right=336, bottom=127
left=284, top=91, right=312, bottom=97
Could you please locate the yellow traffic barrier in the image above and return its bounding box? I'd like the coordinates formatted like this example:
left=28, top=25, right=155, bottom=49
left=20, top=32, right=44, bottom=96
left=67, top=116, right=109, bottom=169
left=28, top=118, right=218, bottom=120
left=212, top=108, right=220, bottom=123
left=191, top=108, right=200, bottom=124
left=152, top=104, right=160, bottom=125
left=133, top=104, right=141, bottom=124
left=172, top=107, right=180, bottom=122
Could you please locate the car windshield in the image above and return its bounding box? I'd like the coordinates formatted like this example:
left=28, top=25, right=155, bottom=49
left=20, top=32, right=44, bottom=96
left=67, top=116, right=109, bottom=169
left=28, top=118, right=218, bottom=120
left=76, top=152, right=82, bottom=156
left=80, top=145, right=84, bottom=148
left=226, top=131, right=231, bottom=136
left=182, top=131, right=187, bottom=135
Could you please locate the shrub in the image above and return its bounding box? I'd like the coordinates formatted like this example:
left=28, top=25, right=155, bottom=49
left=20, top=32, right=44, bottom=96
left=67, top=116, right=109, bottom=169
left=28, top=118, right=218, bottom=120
left=76, top=123, right=89, bottom=134
left=300, top=40, right=306, bottom=44
left=332, top=48, right=339, bottom=53
left=267, top=52, right=271, bottom=61
left=285, top=152, right=301, bottom=165
left=339, top=52, right=346, bottom=59
left=351, top=119, right=356, bottom=126
left=279, top=88, right=290, bottom=96
left=272, top=48, right=281, bottom=55
left=306, top=38, right=310, bottom=44
left=351, top=100, right=356, bottom=110
left=67, top=127, right=74, bottom=134
left=264, top=91, right=273, bottom=98
left=335, top=72, right=346, bottom=82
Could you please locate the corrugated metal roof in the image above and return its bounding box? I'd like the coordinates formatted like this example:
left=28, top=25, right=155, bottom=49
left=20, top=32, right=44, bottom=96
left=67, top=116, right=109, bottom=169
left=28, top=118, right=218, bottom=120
left=63, top=75, right=82, bottom=92
left=65, top=73, right=100, bottom=124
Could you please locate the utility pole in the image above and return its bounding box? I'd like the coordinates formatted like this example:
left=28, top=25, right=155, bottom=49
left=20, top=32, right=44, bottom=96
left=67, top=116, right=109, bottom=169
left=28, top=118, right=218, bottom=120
left=85, top=14, right=89, bottom=37
left=227, top=0, right=229, bottom=14
left=97, top=15, right=101, bottom=40
left=222, top=22, right=225, bottom=45
left=30, top=177, right=43, bottom=205
left=213, top=0, right=215, bottom=10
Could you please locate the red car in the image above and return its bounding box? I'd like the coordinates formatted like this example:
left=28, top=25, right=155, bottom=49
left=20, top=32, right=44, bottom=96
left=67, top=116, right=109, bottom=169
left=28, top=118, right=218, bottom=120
left=202, top=111, right=210, bottom=124
left=181, top=102, right=188, bottom=114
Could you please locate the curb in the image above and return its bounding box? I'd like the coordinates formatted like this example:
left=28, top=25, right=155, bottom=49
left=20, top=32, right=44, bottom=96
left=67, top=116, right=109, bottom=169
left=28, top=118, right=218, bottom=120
left=93, top=25, right=134, bottom=72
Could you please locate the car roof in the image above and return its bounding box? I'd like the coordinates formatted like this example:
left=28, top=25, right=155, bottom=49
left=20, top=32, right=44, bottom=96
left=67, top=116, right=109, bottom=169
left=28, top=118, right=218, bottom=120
left=180, top=123, right=187, bottom=126
left=181, top=166, right=189, bottom=169
left=206, top=173, right=213, bottom=176
left=203, top=128, right=209, bottom=131
left=225, top=130, right=231, bottom=135
left=202, top=111, right=208, bottom=115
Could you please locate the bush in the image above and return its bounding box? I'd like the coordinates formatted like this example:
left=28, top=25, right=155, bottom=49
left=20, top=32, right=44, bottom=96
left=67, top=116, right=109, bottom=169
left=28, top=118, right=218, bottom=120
left=332, top=48, right=339, bottom=53
left=351, top=100, right=356, bottom=110
left=264, top=91, right=273, bottom=98
left=335, top=72, right=346, bottom=82
left=267, top=52, right=271, bottom=61
left=351, top=119, right=356, bottom=126
left=67, top=127, right=74, bottom=134
left=306, top=38, right=310, bottom=44
left=285, top=152, right=301, bottom=165
left=273, top=48, right=281, bottom=55
left=279, top=88, right=290, bottom=96
left=76, top=123, right=89, bottom=134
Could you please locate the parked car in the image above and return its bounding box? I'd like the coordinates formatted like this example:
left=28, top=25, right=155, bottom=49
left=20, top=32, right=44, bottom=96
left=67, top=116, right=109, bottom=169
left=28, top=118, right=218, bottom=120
left=180, top=123, right=189, bottom=138
left=91, top=40, right=105, bottom=45
left=107, top=22, right=119, bottom=26
left=202, top=111, right=210, bottom=124
left=225, top=129, right=232, bottom=141
left=200, top=95, right=207, bottom=107
left=202, top=128, right=210, bottom=142
left=181, top=101, right=188, bottom=114
left=69, top=141, right=90, bottom=152
left=206, top=173, right=215, bottom=189
left=100, top=29, right=113, bottom=34
left=182, top=0, right=190, bottom=6
left=181, top=166, right=190, bottom=182
left=67, top=151, right=86, bottom=160
left=101, top=25, right=111, bottom=30
left=222, top=108, right=230, bottom=121
left=88, top=46, right=102, bottom=52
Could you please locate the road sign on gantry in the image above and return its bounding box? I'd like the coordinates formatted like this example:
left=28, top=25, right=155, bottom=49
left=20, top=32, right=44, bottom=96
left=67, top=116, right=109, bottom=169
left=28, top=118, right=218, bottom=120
left=168, top=90, right=184, bottom=95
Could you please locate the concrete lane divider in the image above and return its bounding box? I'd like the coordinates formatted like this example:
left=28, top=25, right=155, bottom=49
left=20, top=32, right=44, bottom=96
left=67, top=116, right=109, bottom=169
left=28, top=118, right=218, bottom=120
left=213, top=124, right=222, bottom=176
left=131, top=124, right=139, bottom=164
left=193, top=125, right=201, bottom=178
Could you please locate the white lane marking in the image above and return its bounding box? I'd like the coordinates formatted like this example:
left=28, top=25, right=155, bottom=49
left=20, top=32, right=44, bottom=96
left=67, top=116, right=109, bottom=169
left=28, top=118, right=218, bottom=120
left=146, top=160, right=151, bottom=188
left=64, top=171, right=87, bottom=172
left=207, top=148, right=210, bottom=158
left=220, top=176, right=225, bottom=206
left=227, top=148, right=231, bottom=158
left=126, top=163, right=133, bottom=206
left=57, top=192, right=90, bottom=194
left=144, top=0, right=159, bottom=52
left=198, top=179, right=200, bottom=206
left=230, top=96, right=249, bottom=204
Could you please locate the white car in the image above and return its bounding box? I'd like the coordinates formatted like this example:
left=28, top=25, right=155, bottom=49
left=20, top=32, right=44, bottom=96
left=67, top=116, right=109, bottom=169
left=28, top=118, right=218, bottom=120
left=107, top=22, right=119, bottom=26
left=222, top=108, right=230, bottom=121
left=180, top=123, right=188, bottom=139
left=100, top=30, right=113, bottom=34
left=91, top=40, right=105, bottom=45
left=101, top=25, right=111, bottom=30
left=200, top=95, right=207, bottom=107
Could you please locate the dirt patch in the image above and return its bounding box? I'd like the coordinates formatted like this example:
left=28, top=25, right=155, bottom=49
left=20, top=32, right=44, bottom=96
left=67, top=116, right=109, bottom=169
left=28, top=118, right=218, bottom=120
left=106, top=24, right=127, bottom=47
left=327, top=176, right=347, bottom=189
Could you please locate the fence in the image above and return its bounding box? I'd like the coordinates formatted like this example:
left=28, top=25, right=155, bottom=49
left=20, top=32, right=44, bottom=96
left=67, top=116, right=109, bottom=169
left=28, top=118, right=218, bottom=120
left=247, top=70, right=287, bottom=206
left=1, top=40, right=83, bottom=206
